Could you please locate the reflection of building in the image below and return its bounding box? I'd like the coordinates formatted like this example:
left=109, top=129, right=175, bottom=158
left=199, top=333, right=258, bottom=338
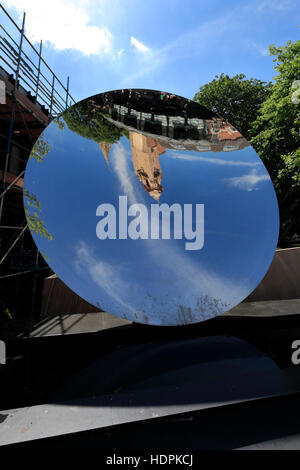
left=98, top=118, right=248, bottom=201
left=129, top=132, right=165, bottom=201
left=203, top=119, right=248, bottom=152
left=97, top=91, right=250, bottom=201
left=100, top=102, right=249, bottom=153
left=110, top=104, right=206, bottom=141
left=98, top=132, right=166, bottom=201
left=98, top=142, right=111, bottom=166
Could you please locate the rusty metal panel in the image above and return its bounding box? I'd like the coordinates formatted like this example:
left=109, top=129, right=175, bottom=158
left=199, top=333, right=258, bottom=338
left=244, top=247, right=300, bottom=302
left=41, top=274, right=100, bottom=317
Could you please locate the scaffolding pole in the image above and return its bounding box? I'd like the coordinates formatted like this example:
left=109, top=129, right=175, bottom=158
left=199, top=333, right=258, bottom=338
left=0, top=170, right=25, bottom=200
left=0, top=12, right=26, bottom=225
left=0, top=4, right=75, bottom=335
left=0, top=224, right=27, bottom=265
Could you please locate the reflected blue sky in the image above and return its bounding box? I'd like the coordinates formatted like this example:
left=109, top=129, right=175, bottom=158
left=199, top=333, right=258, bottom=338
left=24, top=108, right=279, bottom=326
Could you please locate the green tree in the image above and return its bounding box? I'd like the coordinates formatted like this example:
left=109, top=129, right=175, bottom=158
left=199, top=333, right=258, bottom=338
left=193, top=40, right=300, bottom=244
left=30, top=134, right=50, bottom=162
left=29, top=118, right=63, bottom=162
left=62, top=99, right=126, bottom=144
left=23, top=188, right=54, bottom=241
left=53, top=116, right=65, bottom=130
left=193, top=73, right=273, bottom=140
left=250, top=40, right=300, bottom=243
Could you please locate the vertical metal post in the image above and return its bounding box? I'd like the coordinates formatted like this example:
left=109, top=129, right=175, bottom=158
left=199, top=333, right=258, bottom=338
left=50, top=74, right=55, bottom=115
left=15, top=12, right=26, bottom=90
left=35, top=40, right=42, bottom=103
left=0, top=12, right=26, bottom=225
left=65, top=75, right=69, bottom=110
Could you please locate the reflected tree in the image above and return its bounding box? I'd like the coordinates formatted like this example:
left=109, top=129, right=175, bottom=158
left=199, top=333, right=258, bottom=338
left=62, top=99, right=126, bottom=144
left=30, top=117, right=64, bottom=162
left=30, top=134, right=51, bottom=162
left=53, top=116, right=65, bottom=130
left=39, top=250, right=50, bottom=262
left=23, top=188, right=54, bottom=241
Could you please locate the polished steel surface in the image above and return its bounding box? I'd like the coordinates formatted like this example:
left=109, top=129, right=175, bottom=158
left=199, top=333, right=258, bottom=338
left=23, top=89, right=279, bottom=325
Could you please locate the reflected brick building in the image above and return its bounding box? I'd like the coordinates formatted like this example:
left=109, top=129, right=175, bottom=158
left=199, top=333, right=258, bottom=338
left=101, top=102, right=249, bottom=154
left=98, top=132, right=166, bottom=201
left=98, top=119, right=249, bottom=202
left=129, top=133, right=165, bottom=201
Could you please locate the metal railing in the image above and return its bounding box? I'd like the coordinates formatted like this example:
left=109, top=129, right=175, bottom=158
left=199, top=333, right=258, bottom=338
left=0, top=4, right=75, bottom=289
left=0, top=4, right=75, bottom=116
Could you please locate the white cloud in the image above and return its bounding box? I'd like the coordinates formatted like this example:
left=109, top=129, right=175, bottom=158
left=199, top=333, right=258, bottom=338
left=2, top=0, right=113, bottom=56
left=246, top=40, right=270, bottom=57
left=255, top=0, right=293, bottom=12
left=168, top=152, right=262, bottom=167
left=130, top=36, right=150, bottom=53
left=223, top=169, right=270, bottom=190
left=75, top=139, right=254, bottom=325
left=110, top=142, right=247, bottom=320
left=121, top=0, right=298, bottom=86
left=123, top=15, right=229, bottom=85
left=112, top=143, right=139, bottom=205
left=117, top=48, right=124, bottom=57
left=75, top=240, right=136, bottom=312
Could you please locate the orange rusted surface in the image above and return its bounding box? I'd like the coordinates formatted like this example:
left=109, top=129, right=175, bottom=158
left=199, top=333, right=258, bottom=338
left=0, top=170, right=23, bottom=188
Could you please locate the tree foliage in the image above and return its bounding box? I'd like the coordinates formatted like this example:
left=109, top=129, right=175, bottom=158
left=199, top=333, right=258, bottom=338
left=250, top=40, right=300, bottom=243
left=62, top=99, right=126, bottom=144
left=23, top=189, right=54, bottom=241
left=193, top=40, right=300, bottom=244
left=193, top=73, right=273, bottom=140
left=30, top=134, right=51, bottom=162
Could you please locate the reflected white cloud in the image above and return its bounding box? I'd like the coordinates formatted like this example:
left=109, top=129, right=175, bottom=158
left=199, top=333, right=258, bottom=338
left=75, top=240, right=136, bottom=314
left=168, top=152, right=262, bottom=167
left=108, top=141, right=249, bottom=321
left=148, top=239, right=248, bottom=310
left=111, top=144, right=139, bottom=205
left=75, top=236, right=247, bottom=324
left=223, top=169, right=270, bottom=190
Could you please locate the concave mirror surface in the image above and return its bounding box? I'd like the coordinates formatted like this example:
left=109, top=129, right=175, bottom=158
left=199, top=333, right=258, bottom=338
left=24, top=89, right=279, bottom=326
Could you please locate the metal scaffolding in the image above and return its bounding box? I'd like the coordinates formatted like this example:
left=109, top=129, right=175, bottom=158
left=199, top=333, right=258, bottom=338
left=0, top=4, right=75, bottom=334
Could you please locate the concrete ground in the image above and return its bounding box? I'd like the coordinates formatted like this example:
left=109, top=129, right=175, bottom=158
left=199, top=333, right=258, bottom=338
left=23, top=298, right=300, bottom=337
left=25, top=311, right=130, bottom=337
left=225, top=298, right=300, bottom=317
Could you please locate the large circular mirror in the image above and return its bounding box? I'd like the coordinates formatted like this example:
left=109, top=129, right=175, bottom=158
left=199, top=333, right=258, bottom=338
left=23, top=89, right=279, bottom=325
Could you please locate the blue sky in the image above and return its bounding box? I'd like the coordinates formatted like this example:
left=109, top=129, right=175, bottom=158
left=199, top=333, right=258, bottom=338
left=23, top=118, right=279, bottom=325
left=1, top=0, right=300, bottom=102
